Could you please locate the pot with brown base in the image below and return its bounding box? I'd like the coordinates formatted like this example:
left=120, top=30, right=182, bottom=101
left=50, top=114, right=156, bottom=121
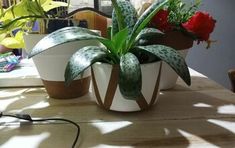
left=91, top=61, right=162, bottom=112
left=24, top=34, right=99, bottom=99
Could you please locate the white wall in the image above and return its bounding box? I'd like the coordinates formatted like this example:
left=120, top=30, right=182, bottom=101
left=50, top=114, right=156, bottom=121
left=186, top=0, right=235, bottom=89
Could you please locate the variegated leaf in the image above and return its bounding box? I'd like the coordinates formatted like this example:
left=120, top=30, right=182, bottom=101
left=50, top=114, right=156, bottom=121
left=28, top=26, right=105, bottom=58
left=135, top=28, right=164, bottom=45
left=136, top=45, right=191, bottom=85
left=119, top=52, right=142, bottom=100
left=112, top=0, right=137, bottom=37
left=136, top=28, right=164, bottom=41
left=65, top=46, right=107, bottom=85
left=128, top=0, right=168, bottom=48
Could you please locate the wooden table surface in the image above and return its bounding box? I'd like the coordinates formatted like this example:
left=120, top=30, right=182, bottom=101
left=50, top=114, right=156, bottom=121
left=0, top=67, right=235, bottom=148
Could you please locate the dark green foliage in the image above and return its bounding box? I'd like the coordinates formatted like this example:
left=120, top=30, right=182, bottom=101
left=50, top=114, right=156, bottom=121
left=136, top=45, right=191, bottom=85
left=65, top=46, right=107, bottom=84
left=119, top=53, right=141, bottom=99
left=135, top=28, right=164, bottom=45
left=128, top=0, right=168, bottom=48
left=111, top=0, right=137, bottom=36
left=28, top=27, right=103, bottom=57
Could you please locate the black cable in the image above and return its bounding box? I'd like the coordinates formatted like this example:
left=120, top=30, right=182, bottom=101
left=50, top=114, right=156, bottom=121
left=0, top=112, right=80, bottom=148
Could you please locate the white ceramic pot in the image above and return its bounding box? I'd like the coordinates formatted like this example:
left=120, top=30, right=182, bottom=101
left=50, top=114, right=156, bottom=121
left=91, top=61, right=162, bottom=112
left=160, top=49, right=189, bottom=90
left=24, top=33, right=100, bottom=99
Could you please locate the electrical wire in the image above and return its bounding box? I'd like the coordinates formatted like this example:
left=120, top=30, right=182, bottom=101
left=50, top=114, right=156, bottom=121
left=0, top=112, right=80, bottom=148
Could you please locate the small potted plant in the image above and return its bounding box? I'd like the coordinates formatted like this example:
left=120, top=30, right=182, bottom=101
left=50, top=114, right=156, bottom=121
left=0, top=0, right=99, bottom=99
left=29, top=0, right=191, bottom=112
left=138, top=0, right=216, bottom=89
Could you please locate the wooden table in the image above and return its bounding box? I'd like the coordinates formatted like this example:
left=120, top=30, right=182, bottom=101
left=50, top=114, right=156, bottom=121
left=0, top=63, right=235, bottom=148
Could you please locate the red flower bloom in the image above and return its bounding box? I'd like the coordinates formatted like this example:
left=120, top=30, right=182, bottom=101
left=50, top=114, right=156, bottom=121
left=182, top=11, right=216, bottom=41
left=151, top=9, right=172, bottom=32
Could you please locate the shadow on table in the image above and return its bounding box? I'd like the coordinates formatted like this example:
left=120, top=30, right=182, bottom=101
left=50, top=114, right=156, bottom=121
left=78, top=89, right=235, bottom=147
left=1, top=84, right=235, bottom=147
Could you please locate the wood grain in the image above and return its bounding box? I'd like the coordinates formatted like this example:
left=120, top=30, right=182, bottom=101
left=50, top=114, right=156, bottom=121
left=1, top=69, right=235, bottom=148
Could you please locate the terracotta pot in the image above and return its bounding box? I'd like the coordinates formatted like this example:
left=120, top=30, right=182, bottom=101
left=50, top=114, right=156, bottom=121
left=91, top=61, right=162, bottom=112
left=24, top=33, right=100, bottom=99
left=151, top=31, right=194, bottom=50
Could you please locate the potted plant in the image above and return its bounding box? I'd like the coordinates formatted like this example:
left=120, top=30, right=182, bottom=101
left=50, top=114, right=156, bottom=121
left=29, top=0, right=191, bottom=112
left=0, top=0, right=70, bottom=49
left=138, top=0, right=216, bottom=89
left=0, top=0, right=98, bottom=99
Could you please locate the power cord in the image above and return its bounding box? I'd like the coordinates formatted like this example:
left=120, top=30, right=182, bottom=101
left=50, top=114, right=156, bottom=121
left=0, top=112, right=80, bottom=148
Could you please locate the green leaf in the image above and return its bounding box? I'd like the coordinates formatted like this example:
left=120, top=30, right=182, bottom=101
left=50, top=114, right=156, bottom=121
left=119, top=52, right=142, bottom=100
left=107, top=26, right=112, bottom=40
left=128, top=0, right=168, bottom=48
left=111, top=0, right=137, bottom=37
left=65, top=46, right=108, bottom=85
left=135, top=28, right=164, bottom=45
left=112, top=28, right=128, bottom=54
left=0, top=36, right=23, bottom=48
left=28, top=27, right=106, bottom=58
left=97, top=38, right=115, bottom=54
left=111, top=0, right=125, bottom=32
left=42, top=1, right=68, bottom=12
left=0, top=30, right=25, bottom=48
left=136, top=45, right=191, bottom=85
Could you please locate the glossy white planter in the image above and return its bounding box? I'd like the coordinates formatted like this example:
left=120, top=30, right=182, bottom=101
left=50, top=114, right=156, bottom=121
left=91, top=61, right=162, bottom=112
left=24, top=33, right=100, bottom=99
left=160, top=49, right=189, bottom=90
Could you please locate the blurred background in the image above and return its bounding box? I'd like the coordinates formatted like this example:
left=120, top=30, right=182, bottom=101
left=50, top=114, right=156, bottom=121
left=186, top=0, right=235, bottom=90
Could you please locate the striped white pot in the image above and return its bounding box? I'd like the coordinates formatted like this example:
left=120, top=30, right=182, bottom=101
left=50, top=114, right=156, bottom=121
left=91, top=61, right=162, bottom=112
left=160, top=49, right=189, bottom=90
left=24, top=33, right=100, bottom=99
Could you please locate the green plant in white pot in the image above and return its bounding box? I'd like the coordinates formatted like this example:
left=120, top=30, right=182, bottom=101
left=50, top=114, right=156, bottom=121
left=0, top=0, right=96, bottom=99
left=29, top=0, right=191, bottom=111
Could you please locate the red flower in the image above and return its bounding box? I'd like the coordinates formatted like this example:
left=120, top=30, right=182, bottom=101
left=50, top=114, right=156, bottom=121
left=182, top=11, right=216, bottom=41
left=151, top=9, right=172, bottom=32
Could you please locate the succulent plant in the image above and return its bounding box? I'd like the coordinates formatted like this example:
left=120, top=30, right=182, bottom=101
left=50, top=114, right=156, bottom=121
left=29, top=0, right=191, bottom=100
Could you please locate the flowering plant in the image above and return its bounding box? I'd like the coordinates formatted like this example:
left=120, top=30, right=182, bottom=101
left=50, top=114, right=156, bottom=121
left=149, top=0, right=216, bottom=48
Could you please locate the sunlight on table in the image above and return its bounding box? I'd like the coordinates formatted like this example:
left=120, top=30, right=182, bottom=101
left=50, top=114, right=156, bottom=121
left=1, top=133, right=50, bottom=148
left=91, top=121, right=132, bottom=134
left=178, top=129, right=219, bottom=148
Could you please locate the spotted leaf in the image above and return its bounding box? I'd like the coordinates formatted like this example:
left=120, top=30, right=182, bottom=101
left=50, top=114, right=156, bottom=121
left=28, top=26, right=107, bottom=58
left=136, top=45, right=191, bottom=85
left=135, top=28, right=164, bottom=45
left=128, top=0, right=168, bottom=48
left=65, top=46, right=107, bottom=85
left=119, top=52, right=142, bottom=100
left=112, top=0, right=137, bottom=37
